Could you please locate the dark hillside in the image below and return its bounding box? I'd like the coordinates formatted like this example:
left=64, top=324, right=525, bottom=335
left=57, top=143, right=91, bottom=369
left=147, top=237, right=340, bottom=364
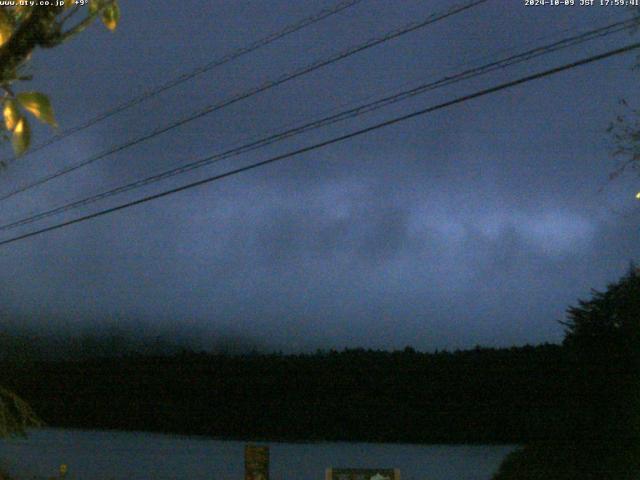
left=3, top=344, right=573, bottom=443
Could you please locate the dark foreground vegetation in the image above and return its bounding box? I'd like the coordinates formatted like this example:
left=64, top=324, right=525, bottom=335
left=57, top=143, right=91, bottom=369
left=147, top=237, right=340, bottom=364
left=1, top=266, right=639, bottom=478
left=493, top=266, right=640, bottom=479
left=3, top=342, right=568, bottom=443
left=493, top=441, right=640, bottom=480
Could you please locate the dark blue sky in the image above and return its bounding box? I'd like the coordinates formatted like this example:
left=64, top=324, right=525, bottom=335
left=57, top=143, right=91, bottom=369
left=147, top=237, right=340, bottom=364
left=1, top=0, right=639, bottom=352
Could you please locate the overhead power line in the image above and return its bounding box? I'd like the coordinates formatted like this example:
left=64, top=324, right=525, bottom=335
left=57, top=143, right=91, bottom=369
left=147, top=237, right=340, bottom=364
left=1, top=41, right=638, bottom=249
left=0, top=0, right=489, bottom=203
left=0, top=0, right=367, bottom=165
left=0, top=17, right=633, bottom=233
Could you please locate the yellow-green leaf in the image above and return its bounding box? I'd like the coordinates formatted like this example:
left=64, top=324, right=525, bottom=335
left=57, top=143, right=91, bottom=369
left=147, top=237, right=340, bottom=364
left=0, top=10, right=13, bottom=47
left=11, top=117, right=30, bottom=156
left=89, top=0, right=99, bottom=15
left=17, top=92, right=57, bottom=128
left=101, top=2, right=119, bottom=31
left=3, top=99, right=20, bottom=132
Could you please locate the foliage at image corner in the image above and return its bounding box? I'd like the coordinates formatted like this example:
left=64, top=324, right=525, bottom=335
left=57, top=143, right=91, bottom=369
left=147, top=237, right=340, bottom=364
left=0, top=385, right=42, bottom=438
left=604, top=5, right=640, bottom=203
left=492, top=442, right=640, bottom=480
left=0, top=0, right=120, bottom=161
left=0, top=0, right=120, bottom=439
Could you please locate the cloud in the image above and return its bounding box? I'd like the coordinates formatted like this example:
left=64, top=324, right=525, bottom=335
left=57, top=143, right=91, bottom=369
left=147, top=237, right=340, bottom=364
left=0, top=0, right=638, bottom=353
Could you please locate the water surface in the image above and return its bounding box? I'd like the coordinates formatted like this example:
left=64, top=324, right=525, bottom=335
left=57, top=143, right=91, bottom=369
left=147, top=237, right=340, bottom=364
left=0, top=428, right=516, bottom=480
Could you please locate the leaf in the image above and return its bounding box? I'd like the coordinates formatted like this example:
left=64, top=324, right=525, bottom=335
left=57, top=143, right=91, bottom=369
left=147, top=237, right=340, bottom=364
left=0, top=10, right=13, bottom=47
left=11, top=117, right=30, bottom=156
left=3, top=98, right=20, bottom=132
left=13, top=5, right=32, bottom=20
left=89, top=0, right=100, bottom=15
left=17, top=92, right=57, bottom=128
left=101, top=2, right=120, bottom=31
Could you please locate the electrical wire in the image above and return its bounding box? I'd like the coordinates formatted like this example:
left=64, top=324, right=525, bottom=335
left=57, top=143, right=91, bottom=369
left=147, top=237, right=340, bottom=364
left=1, top=40, right=638, bottom=248
left=0, top=0, right=489, bottom=204
left=0, top=17, right=633, bottom=233
left=0, top=0, right=367, bottom=165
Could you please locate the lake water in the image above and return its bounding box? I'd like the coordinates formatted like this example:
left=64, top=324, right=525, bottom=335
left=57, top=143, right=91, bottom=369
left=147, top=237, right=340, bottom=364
left=0, top=429, right=516, bottom=480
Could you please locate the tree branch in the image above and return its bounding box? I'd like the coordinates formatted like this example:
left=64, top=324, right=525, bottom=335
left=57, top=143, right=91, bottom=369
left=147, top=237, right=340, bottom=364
left=60, top=10, right=100, bottom=43
left=0, top=7, right=64, bottom=83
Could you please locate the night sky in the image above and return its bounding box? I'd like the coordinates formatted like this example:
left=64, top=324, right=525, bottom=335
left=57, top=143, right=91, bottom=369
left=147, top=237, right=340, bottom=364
left=1, top=0, right=639, bottom=353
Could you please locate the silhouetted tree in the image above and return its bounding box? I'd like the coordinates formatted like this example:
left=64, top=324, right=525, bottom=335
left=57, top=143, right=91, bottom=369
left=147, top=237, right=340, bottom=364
left=494, top=265, right=640, bottom=480
left=560, top=263, right=640, bottom=449
left=603, top=7, right=640, bottom=201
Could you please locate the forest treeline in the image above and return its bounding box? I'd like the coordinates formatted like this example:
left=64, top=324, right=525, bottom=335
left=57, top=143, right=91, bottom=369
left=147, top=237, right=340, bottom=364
left=2, top=342, right=581, bottom=443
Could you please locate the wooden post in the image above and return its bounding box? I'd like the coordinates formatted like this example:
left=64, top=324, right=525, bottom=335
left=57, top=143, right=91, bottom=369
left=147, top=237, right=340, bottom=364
left=325, top=468, right=400, bottom=480
left=245, top=444, right=269, bottom=480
